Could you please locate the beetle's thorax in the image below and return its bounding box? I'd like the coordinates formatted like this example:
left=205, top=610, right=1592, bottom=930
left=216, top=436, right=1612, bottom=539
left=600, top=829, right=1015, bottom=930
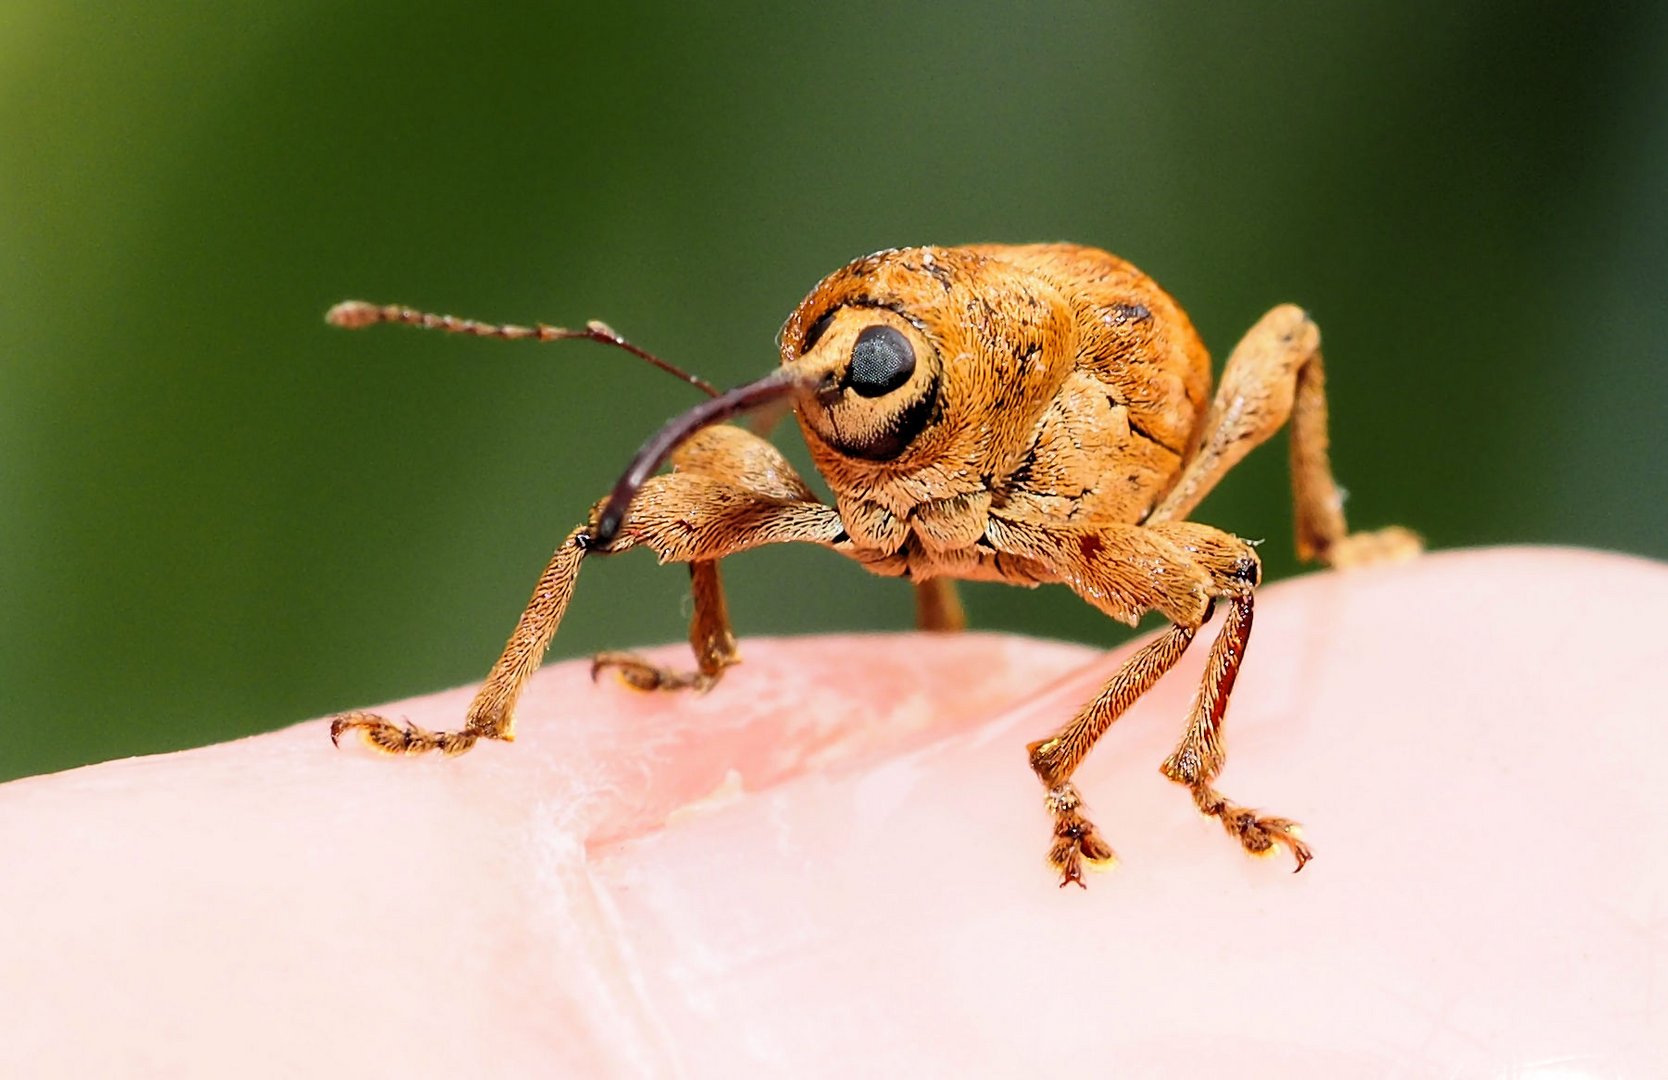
left=778, top=244, right=1212, bottom=576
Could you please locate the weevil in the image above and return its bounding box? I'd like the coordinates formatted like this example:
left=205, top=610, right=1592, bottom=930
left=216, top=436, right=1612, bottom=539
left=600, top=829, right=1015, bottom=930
left=327, top=243, right=1419, bottom=886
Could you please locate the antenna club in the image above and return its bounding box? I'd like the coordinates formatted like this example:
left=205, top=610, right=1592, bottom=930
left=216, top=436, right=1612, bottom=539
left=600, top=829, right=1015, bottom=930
left=326, top=300, right=382, bottom=329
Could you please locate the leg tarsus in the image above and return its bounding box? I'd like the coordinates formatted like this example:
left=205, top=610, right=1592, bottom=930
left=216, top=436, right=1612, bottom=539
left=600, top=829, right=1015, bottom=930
left=328, top=526, right=588, bottom=758
left=1159, top=588, right=1314, bottom=872
left=1045, top=784, right=1117, bottom=888
left=588, top=559, right=741, bottom=694
left=1313, top=524, right=1422, bottom=569
left=1187, top=783, right=1312, bottom=871
left=684, top=558, right=740, bottom=680
left=329, top=711, right=486, bottom=756
left=589, top=651, right=726, bottom=693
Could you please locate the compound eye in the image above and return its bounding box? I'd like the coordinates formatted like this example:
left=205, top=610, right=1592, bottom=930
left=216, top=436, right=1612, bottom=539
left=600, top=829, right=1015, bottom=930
left=845, top=325, right=916, bottom=398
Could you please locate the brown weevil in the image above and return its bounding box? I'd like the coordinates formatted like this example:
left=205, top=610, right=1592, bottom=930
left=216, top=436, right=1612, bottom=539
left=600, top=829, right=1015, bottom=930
left=327, top=243, right=1419, bottom=886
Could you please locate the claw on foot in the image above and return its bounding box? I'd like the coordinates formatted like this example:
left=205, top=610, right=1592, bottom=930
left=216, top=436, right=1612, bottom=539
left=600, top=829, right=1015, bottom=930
left=1230, top=813, right=1313, bottom=872
left=590, top=652, right=717, bottom=693
left=1194, top=785, right=1313, bottom=871
left=328, top=711, right=481, bottom=756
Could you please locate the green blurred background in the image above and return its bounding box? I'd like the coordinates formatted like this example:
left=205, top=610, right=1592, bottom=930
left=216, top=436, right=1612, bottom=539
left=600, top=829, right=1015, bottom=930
left=4, top=3, right=1664, bottom=782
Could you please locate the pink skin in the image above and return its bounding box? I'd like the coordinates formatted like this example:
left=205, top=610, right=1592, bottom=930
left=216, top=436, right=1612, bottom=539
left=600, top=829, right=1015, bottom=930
left=1, top=547, right=1665, bottom=1075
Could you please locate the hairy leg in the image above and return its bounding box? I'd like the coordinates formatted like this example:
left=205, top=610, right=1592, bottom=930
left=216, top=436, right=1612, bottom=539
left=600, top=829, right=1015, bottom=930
left=1158, top=590, right=1311, bottom=869
left=593, top=423, right=844, bottom=693
left=1026, top=623, right=1197, bottom=886
left=988, top=514, right=1223, bottom=885
left=592, top=560, right=741, bottom=691
left=331, top=425, right=846, bottom=757
left=1147, top=305, right=1419, bottom=566
left=331, top=525, right=590, bottom=755
left=993, top=515, right=1304, bottom=884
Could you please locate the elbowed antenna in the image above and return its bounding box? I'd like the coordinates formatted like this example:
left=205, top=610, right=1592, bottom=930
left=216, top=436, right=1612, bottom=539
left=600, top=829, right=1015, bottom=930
left=590, top=366, right=818, bottom=550
left=325, top=300, right=721, bottom=399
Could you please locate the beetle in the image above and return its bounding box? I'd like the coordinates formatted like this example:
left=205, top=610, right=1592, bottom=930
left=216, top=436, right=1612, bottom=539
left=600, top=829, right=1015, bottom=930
left=327, top=243, right=1419, bottom=886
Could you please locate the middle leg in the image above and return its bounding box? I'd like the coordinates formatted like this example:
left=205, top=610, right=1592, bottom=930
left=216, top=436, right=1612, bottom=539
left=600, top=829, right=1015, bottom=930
left=589, top=422, right=834, bottom=694
left=592, top=559, right=740, bottom=692
left=913, top=577, right=966, bottom=632
left=993, top=513, right=1306, bottom=882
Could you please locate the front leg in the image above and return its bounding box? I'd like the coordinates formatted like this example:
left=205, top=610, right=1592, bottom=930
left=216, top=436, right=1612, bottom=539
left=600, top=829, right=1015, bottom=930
left=331, top=524, right=590, bottom=755
left=331, top=426, right=844, bottom=757
left=1158, top=589, right=1312, bottom=870
left=1027, top=622, right=1198, bottom=885
left=991, top=513, right=1306, bottom=883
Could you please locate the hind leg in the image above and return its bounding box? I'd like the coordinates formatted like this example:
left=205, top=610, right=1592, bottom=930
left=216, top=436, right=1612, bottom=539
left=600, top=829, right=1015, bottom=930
left=1147, top=305, right=1419, bottom=567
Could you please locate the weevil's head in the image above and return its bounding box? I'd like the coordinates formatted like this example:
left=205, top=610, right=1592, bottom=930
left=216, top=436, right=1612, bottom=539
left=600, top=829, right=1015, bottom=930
left=777, top=246, right=1072, bottom=486
left=589, top=245, right=1074, bottom=548
left=589, top=244, right=1204, bottom=548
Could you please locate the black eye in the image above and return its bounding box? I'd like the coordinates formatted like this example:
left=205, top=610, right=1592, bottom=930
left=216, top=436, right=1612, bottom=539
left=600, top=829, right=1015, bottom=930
left=846, top=325, right=916, bottom=398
